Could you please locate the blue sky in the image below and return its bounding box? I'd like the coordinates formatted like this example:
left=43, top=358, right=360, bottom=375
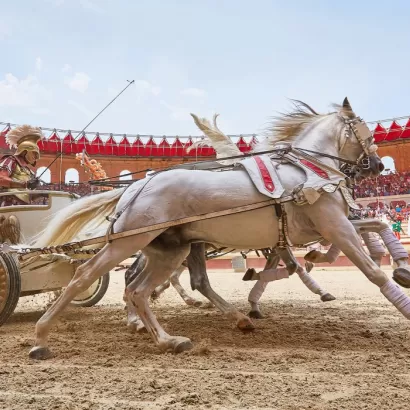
left=1, top=0, right=410, bottom=138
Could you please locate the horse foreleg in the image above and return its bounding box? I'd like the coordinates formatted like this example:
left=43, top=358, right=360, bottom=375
left=245, top=249, right=335, bottom=307
left=247, top=251, right=280, bottom=319
left=311, top=208, right=410, bottom=321
left=248, top=280, right=269, bottom=319
left=170, top=266, right=203, bottom=307
left=361, top=232, right=385, bottom=267
left=296, top=264, right=336, bottom=302
left=277, top=247, right=334, bottom=301
left=188, top=243, right=255, bottom=331
left=352, top=219, right=410, bottom=288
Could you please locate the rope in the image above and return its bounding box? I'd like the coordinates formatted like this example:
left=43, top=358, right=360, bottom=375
left=88, top=146, right=293, bottom=182
left=37, top=80, right=135, bottom=179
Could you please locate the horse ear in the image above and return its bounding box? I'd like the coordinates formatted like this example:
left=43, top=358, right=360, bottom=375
left=342, top=97, right=355, bottom=118
left=343, top=97, right=351, bottom=109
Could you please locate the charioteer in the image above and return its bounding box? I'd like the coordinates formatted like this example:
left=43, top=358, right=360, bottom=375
left=0, top=125, right=42, bottom=206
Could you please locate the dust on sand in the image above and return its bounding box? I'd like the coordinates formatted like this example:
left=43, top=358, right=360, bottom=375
left=1, top=269, right=410, bottom=409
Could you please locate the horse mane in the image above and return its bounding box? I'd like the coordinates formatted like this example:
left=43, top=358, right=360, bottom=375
left=253, top=100, right=343, bottom=151
left=192, top=99, right=352, bottom=154
left=267, top=99, right=324, bottom=141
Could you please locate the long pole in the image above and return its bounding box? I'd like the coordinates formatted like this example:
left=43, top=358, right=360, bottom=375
left=38, top=80, right=135, bottom=179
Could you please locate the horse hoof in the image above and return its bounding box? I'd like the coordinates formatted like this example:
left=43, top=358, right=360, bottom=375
left=242, top=268, right=256, bottom=281
left=127, top=324, right=137, bottom=334
left=136, top=323, right=147, bottom=333
left=248, top=310, right=264, bottom=319
left=304, top=250, right=322, bottom=263
left=393, top=268, right=410, bottom=289
left=237, top=317, right=256, bottom=331
left=305, top=261, right=314, bottom=273
left=174, top=339, right=193, bottom=353
left=127, top=320, right=147, bottom=333
left=185, top=298, right=202, bottom=307
left=29, top=346, right=53, bottom=360
left=321, top=293, right=336, bottom=302
left=200, top=302, right=214, bottom=309
left=150, top=291, right=159, bottom=300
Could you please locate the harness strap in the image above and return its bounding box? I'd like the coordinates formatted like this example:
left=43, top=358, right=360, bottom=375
left=104, top=171, right=165, bottom=244
left=293, top=148, right=358, bottom=167
left=19, top=196, right=295, bottom=261
left=273, top=203, right=293, bottom=249
left=274, top=204, right=285, bottom=248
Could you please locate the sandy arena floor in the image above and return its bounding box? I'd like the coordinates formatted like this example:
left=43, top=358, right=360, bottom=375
left=1, top=268, right=410, bottom=409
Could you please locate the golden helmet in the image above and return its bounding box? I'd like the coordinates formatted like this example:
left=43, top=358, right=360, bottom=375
left=5, top=125, right=42, bottom=157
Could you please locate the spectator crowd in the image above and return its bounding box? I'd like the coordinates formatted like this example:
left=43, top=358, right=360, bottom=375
left=41, top=183, right=93, bottom=196
left=354, top=171, right=410, bottom=198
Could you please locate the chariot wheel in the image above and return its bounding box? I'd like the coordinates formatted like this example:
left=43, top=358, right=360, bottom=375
left=70, top=272, right=110, bottom=307
left=0, top=252, right=21, bottom=326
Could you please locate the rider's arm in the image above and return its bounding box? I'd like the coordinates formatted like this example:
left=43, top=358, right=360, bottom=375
left=0, top=158, right=28, bottom=188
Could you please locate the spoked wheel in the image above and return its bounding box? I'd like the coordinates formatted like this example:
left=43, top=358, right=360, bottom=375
left=0, top=252, right=21, bottom=326
left=70, top=273, right=110, bottom=307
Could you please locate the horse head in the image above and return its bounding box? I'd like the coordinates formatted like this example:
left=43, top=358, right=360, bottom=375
left=263, top=98, right=383, bottom=181
left=336, top=97, right=384, bottom=180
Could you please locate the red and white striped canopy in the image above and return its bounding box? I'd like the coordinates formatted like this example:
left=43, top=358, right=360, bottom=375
left=0, top=119, right=408, bottom=157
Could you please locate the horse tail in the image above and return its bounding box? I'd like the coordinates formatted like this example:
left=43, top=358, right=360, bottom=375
left=33, top=187, right=125, bottom=247
left=190, top=113, right=243, bottom=160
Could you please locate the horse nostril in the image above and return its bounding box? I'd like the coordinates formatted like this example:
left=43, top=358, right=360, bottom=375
left=379, top=162, right=385, bottom=172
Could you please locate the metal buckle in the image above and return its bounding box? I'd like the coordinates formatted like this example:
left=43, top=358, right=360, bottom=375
left=360, top=156, right=370, bottom=170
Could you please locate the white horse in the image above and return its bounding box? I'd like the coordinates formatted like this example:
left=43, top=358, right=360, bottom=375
left=122, top=110, right=338, bottom=331
left=30, top=98, right=401, bottom=359
left=124, top=113, right=410, bottom=323
left=188, top=108, right=410, bottom=316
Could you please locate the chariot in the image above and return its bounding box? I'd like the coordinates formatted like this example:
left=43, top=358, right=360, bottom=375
left=0, top=189, right=110, bottom=326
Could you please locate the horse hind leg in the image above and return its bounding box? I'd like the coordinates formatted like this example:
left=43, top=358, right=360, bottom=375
left=129, top=244, right=194, bottom=353
left=29, top=232, right=161, bottom=360
left=123, top=253, right=147, bottom=332
left=151, top=279, right=171, bottom=300
left=188, top=243, right=254, bottom=330
left=125, top=295, right=146, bottom=333
left=170, top=265, right=203, bottom=307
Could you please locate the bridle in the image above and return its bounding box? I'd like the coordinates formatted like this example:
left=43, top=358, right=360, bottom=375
left=294, top=115, right=377, bottom=172
left=292, top=115, right=379, bottom=183
left=339, top=115, right=378, bottom=170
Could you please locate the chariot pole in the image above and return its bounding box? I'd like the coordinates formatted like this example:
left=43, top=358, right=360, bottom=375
left=38, top=80, right=135, bottom=180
